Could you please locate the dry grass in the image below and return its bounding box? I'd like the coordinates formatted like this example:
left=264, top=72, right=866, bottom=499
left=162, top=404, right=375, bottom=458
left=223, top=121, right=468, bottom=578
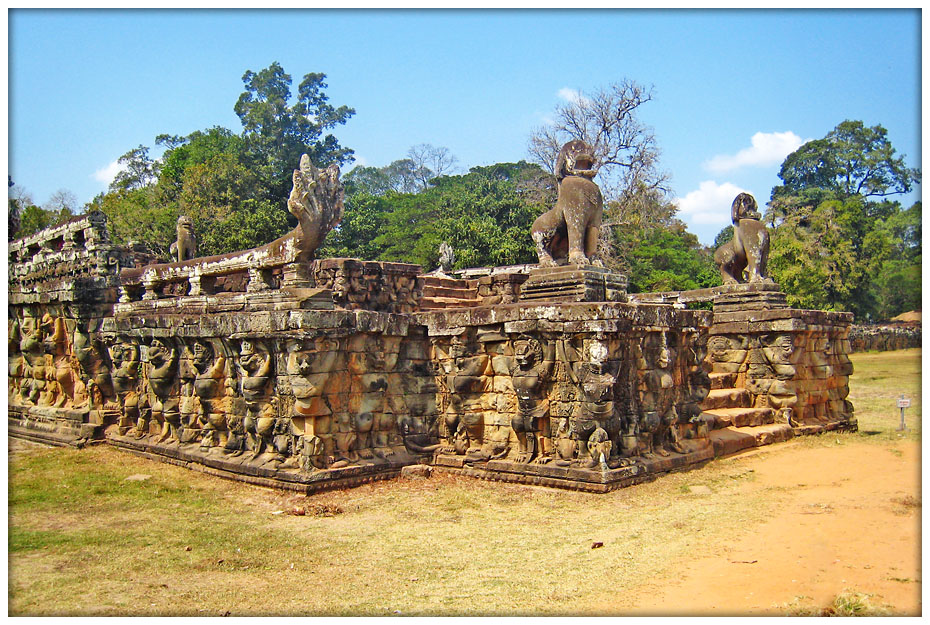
left=7, top=348, right=921, bottom=616
left=779, top=589, right=892, bottom=616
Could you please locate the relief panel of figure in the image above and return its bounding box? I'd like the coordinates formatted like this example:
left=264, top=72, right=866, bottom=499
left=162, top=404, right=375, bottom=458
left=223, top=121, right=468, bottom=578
left=181, top=339, right=231, bottom=451
left=143, top=338, right=180, bottom=442
left=110, top=340, right=141, bottom=435
left=557, top=337, right=621, bottom=468
left=439, top=332, right=493, bottom=459
left=638, top=332, right=685, bottom=457
left=20, top=312, right=47, bottom=405
left=235, top=339, right=277, bottom=460
left=508, top=335, right=553, bottom=463
left=287, top=336, right=343, bottom=469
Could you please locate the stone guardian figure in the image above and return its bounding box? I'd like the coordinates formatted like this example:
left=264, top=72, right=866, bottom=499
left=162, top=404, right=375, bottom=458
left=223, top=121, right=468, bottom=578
left=714, top=193, right=770, bottom=284
left=531, top=140, right=604, bottom=267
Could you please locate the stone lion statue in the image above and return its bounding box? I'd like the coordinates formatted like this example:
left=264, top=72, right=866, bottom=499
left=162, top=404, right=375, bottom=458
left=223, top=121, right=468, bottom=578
left=169, top=216, right=197, bottom=263
left=714, top=192, right=770, bottom=284
left=531, top=140, right=603, bottom=267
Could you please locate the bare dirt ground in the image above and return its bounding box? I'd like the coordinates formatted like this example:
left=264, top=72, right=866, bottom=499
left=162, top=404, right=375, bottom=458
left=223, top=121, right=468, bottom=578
left=616, top=437, right=921, bottom=615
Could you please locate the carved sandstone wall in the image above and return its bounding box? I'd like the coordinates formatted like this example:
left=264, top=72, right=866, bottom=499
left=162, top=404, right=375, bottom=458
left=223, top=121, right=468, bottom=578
left=9, top=213, right=855, bottom=492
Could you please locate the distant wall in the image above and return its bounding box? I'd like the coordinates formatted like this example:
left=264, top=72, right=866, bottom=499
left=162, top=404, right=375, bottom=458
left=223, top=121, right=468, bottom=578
left=848, top=324, right=921, bottom=353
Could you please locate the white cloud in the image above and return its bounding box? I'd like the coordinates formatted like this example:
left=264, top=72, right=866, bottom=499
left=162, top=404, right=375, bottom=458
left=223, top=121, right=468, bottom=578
left=92, top=159, right=124, bottom=186
left=704, top=131, right=806, bottom=173
left=674, top=181, right=751, bottom=225
left=557, top=87, right=589, bottom=106
left=352, top=155, right=368, bottom=167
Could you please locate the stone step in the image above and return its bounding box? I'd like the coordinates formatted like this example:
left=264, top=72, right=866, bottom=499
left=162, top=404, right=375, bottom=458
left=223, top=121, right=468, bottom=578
left=699, top=406, right=775, bottom=429
left=421, top=284, right=477, bottom=299
left=708, top=423, right=794, bottom=457
left=702, top=387, right=752, bottom=410
left=418, top=296, right=482, bottom=310
left=419, top=276, right=473, bottom=290
left=709, top=371, right=739, bottom=390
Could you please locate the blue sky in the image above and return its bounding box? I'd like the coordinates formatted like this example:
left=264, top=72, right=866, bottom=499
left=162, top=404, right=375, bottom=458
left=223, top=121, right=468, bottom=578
left=7, top=9, right=922, bottom=245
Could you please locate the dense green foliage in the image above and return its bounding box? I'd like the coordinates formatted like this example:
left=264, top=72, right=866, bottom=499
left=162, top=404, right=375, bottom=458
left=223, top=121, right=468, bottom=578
left=321, top=162, right=552, bottom=269
left=765, top=120, right=921, bottom=321
left=87, top=63, right=354, bottom=258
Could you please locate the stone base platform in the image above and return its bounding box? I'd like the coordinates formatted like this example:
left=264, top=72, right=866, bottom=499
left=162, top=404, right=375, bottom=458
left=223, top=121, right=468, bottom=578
left=432, top=440, right=714, bottom=493
left=519, top=265, right=628, bottom=303
left=712, top=281, right=786, bottom=312
left=107, top=432, right=434, bottom=494
left=8, top=406, right=103, bottom=447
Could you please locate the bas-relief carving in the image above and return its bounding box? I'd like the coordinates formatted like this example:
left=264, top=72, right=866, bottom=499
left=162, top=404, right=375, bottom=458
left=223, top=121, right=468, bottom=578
left=111, top=340, right=141, bottom=435
left=73, top=325, right=115, bottom=411
left=707, top=328, right=853, bottom=428
left=508, top=336, right=553, bottom=463
left=287, top=337, right=342, bottom=469
left=180, top=339, right=231, bottom=451
left=142, top=338, right=180, bottom=443
left=637, top=332, right=685, bottom=457
left=428, top=327, right=709, bottom=470
left=557, top=337, right=621, bottom=468
left=439, top=331, right=494, bottom=459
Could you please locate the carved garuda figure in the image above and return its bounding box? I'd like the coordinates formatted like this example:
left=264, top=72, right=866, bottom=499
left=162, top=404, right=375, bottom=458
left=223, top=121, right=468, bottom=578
left=531, top=140, right=604, bottom=267
left=286, top=154, right=345, bottom=260
left=714, top=193, right=770, bottom=284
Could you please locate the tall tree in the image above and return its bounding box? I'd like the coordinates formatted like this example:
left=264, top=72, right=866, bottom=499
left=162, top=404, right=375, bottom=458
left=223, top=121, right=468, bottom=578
left=773, top=120, right=920, bottom=200
left=234, top=62, right=355, bottom=201
left=109, top=145, right=159, bottom=192
left=765, top=120, right=921, bottom=321
left=527, top=81, right=668, bottom=201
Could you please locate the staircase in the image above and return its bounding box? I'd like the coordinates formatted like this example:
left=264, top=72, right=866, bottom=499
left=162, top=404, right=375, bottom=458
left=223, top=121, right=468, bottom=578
left=700, top=371, right=794, bottom=457
left=418, top=275, right=481, bottom=310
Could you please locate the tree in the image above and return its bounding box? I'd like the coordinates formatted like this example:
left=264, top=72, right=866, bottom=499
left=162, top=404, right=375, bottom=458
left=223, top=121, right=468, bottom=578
left=44, top=189, right=78, bottom=217
left=598, top=182, right=717, bottom=292
left=765, top=121, right=921, bottom=320
left=773, top=120, right=920, bottom=200
left=89, top=187, right=177, bottom=257
left=339, top=161, right=550, bottom=270
left=89, top=63, right=355, bottom=258
left=110, top=145, right=159, bottom=192
left=406, top=143, right=459, bottom=188
left=234, top=62, right=355, bottom=201
left=343, top=145, right=459, bottom=197
left=527, top=81, right=667, bottom=201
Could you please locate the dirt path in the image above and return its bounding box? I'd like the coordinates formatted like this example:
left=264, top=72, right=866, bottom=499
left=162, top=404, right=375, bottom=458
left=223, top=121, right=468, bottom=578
left=618, top=438, right=921, bottom=615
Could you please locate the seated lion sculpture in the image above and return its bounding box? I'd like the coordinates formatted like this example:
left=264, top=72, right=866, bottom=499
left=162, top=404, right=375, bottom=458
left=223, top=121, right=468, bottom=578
left=531, top=140, right=603, bottom=267
left=714, top=192, right=770, bottom=284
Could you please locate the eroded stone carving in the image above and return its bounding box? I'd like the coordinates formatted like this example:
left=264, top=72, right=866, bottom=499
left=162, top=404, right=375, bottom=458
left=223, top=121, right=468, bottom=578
left=508, top=335, right=553, bottom=463
left=288, top=154, right=345, bottom=259
left=169, top=216, right=197, bottom=262
left=638, top=332, right=685, bottom=457
left=111, top=340, right=141, bottom=435
left=714, top=193, right=770, bottom=284
left=180, top=339, right=230, bottom=450
left=235, top=339, right=277, bottom=460
left=558, top=337, right=620, bottom=468
left=142, top=338, right=180, bottom=442
left=532, top=140, right=604, bottom=267
left=440, top=331, right=493, bottom=459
